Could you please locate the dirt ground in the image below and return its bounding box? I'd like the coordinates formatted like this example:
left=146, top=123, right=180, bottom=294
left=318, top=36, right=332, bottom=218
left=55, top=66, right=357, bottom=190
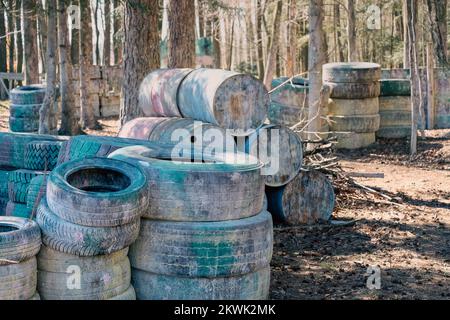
left=1, top=101, right=449, bottom=299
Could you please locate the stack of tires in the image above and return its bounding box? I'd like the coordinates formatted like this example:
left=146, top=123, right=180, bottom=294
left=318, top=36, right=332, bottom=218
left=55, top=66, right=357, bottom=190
left=9, top=85, right=46, bottom=133
left=4, top=140, right=62, bottom=219
left=377, top=79, right=411, bottom=138
left=110, top=146, right=273, bottom=300
left=35, top=157, right=147, bottom=300
left=324, top=62, right=381, bottom=149
left=0, top=217, right=42, bottom=300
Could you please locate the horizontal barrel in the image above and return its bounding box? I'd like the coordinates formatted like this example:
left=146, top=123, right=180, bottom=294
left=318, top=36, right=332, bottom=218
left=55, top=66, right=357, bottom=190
left=178, top=68, right=269, bottom=134
left=139, top=68, right=193, bottom=117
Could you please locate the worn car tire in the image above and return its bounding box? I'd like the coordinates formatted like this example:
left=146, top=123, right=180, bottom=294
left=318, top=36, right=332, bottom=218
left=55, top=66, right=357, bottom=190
left=9, top=116, right=39, bottom=133
left=109, top=146, right=264, bottom=222
left=329, top=114, right=380, bottom=133
left=132, top=267, right=270, bottom=300
left=8, top=169, right=46, bottom=203
left=0, top=197, right=7, bottom=214
left=0, top=257, right=37, bottom=300
left=26, top=175, right=48, bottom=210
left=9, top=85, right=46, bottom=105
left=9, top=104, right=41, bottom=118
left=323, top=62, right=381, bottom=83
left=129, top=211, right=273, bottom=278
left=24, top=141, right=62, bottom=171
left=5, top=201, right=33, bottom=219
left=326, top=81, right=380, bottom=99
left=108, top=285, right=136, bottom=300
left=0, top=168, right=14, bottom=198
left=380, top=79, right=411, bottom=96
left=0, top=217, right=41, bottom=265
left=46, top=157, right=147, bottom=227
left=37, top=245, right=131, bottom=300
left=37, top=199, right=140, bottom=256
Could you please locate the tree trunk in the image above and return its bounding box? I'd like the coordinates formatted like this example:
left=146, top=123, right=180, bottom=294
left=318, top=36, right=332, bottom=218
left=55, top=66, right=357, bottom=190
left=15, top=0, right=22, bottom=75
left=426, top=0, right=448, bottom=67
left=406, top=0, right=422, bottom=155
left=79, top=0, right=99, bottom=129
left=7, top=0, right=15, bottom=74
left=104, top=0, right=111, bottom=66
left=402, top=0, right=410, bottom=68
left=346, top=0, right=357, bottom=61
left=58, top=0, right=81, bottom=135
left=23, top=0, right=39, bottom=84
left=0, top=1, right=8, bottom=99
left=94, top=0, right=100, bottom=65
left=263, top=0, right=282, bottom=89
left=113, top=0, right=122, bottom=64
left=307, top=0, right=326, bottom=147
left=167, top=0, right=195, bottom=68
left=120, top=0, right=160, bottom=126
left=39, top=0, right=57, bottom=134
left=286, top=0, right=297, bottom=76
left=38, top=0, right=47, bottom=74
left=256, top=0, right=265, bottom=80
left=70, top=0, right=80, bottom=65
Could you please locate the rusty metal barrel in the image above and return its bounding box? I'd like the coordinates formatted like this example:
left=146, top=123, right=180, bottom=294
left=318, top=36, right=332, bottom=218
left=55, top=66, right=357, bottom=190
left=177, top=68, right=269, bottom=134
left=119, top=117, right=232, bottom=153
left=138, top=68, right=193, bottom=117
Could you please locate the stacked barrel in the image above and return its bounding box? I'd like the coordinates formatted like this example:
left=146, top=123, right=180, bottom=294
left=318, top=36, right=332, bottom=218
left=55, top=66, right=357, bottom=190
left=324, top=62, right=381, bottom=149
left=377, top=79, right=411, bottom=138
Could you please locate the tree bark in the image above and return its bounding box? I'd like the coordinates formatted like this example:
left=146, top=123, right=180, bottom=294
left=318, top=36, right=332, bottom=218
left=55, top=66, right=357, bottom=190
left=104, top=0, right=111, bottom=66
left=70, top=0, right=80, bottom=65
left=167, top=0, right=196, bottom=68
left=333, top=2, right=344, bottom=62
left=426, top=0, right=448, bottom=67
left=255, top=0, right=265, bottom=80
left=79, top=0, right=99, bottom=129
left=23, top=0, right=39, bottom=84
left=402, top=0, right=410, bottom=68
left=307, top=0, right=326, bottom=147
left=7, top=0, right=15, bottom=74
left=0, top=1, right=8, bottom=99
left=120, top=0, right=160, bottom=126
left=406, top=0, right=422, bottom=155
left=38, top=0, right=47, bottom=74
left=263, top=0, right=282, bottom=89
left=15, top=0, right=22, bottom=74
left=113, top=0, right=122, bottom=64
left=286, top=0, right=297, bottom=76
left=39, top=0, right=57, bottom=134
left=346, top=0, right=357, bottom=61
left=58, top=0, right=81, bottom=135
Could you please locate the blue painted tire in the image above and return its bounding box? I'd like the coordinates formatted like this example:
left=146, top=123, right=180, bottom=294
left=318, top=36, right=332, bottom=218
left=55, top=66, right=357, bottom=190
left=109, top=145, right=265, bottom=221
left=9, top=85, right=46, bottom=105
left=132, top=267, right=270, bottom=300
left=24, top=141, right=63, bottom=171
left=46, top=157, right=147, bottom=227
left=5, top=201, right=33, bottom=219
left=9, top=104, right=41, bottom=118
left=0, top=216, right=41, bottom=264
left=37, top=198, right=140, bottom=256
left=9, top=116, right=39, bottom=133
left=8, top=169, right=46, bottom=204
left=129, top=211, right=273, bottom=278
left=26, top=175, right=48, bottom=210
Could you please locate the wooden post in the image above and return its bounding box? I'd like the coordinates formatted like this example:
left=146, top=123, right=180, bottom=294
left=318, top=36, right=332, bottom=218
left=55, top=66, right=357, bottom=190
left=426, top=42, right=435, bottom=129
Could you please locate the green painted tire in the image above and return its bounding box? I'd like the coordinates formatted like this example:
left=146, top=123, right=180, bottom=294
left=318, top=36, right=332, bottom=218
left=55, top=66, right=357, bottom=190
left=129, top=211, right=273, bottom=278
left=26, top=175, right=48, bottom=210
left=0, top=168, right=15, bottom=198
left=132, top=267, right=270, bottom=300
left=9, top=116, right=39, bottom=133
left=8, top=169, right=46, bottom=204
left=37, top=198, right=140, bottom=256
left=47, top=157, right=147, bottom=227
left=0, top=216, right=41, bottom=265
left=5, top=201, right=33, bottom=219
left=380, top=79, right=410, bottom=96
left=109, top=145, right=265, bottom=222
left=24, top=141, right=63, bottom=171
left=9, top=104, right=41, bottom=118
left=9, top=85, right=46, bottom=105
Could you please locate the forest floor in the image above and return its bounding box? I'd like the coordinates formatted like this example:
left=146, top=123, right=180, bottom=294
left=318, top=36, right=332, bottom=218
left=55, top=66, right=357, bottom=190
left=1, top=101, right=449, bottom=299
